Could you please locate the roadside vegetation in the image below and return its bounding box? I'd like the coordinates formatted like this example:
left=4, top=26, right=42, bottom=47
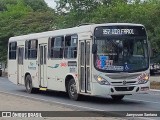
left=151, top=81, right=160, bottom=90
left=0, top=0, right=55, bottom=62
left=0, top=0, right=160, bottom=64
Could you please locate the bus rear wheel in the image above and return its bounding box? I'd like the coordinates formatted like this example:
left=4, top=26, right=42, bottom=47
left=111, top=95, right=124, bottom=101
left=68, top=79, right=79, bottom=101
left=25, top=75, right=38, bottom=93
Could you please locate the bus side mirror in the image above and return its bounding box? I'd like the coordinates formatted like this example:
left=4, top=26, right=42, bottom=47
left=92, top=44, right=97, bottom=54
left=148, top=41, right=153, bottom=58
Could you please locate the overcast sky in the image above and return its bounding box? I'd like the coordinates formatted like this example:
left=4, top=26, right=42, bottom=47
left=44, top=0, right=56, bottom=9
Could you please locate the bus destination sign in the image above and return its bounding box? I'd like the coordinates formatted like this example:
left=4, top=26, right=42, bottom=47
left=103, top=29, right=134, bottom=35
left=94, top=26, right=146, bottom=37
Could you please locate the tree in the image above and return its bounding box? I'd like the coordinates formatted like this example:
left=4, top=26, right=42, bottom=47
left=0, top=0, right=55, bottom=62
left=24, top=0, right=51, bottom=12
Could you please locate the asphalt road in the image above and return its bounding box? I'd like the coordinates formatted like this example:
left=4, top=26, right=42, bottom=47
left=0, top=77, right=160, bottom=119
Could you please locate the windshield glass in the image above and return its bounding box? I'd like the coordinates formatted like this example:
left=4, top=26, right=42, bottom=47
left=94, top=38, right=149, bottom=72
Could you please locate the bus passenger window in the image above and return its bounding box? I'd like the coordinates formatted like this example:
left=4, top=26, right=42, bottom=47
left=25, top=39, right=38, bottom=59
left=9, top=42, right=17, bottom=60
left=50, top=37, right=64, bottom=58
left=64, top=35, right=78, bottom=58
left=25, top=41, right=28, bottom=59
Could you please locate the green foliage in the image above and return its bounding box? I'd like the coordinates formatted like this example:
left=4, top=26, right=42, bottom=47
left=0, top=0, right=17, bottom=10
left=23, top=0, right=50, bottom=12
left=0, top=0, right=55, bottom=62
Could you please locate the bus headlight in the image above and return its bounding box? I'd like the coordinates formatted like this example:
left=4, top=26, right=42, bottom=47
left=138, top=73, right=149, bottom=84
left=94, top=75, right=110, bottom=85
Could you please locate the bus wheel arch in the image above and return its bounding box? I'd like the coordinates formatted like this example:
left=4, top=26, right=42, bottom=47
left=65, top=75, right=79, bottom=100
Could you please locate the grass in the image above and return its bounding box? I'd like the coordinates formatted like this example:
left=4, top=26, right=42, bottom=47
left=150, top=81, right=160, bottom=90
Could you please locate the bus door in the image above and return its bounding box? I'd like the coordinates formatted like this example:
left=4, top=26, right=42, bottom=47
left=39, top=44, right=47, bottom=88
left=79, top=40, right=91, bottom=93
left=17, top=46, right=24, bottom=84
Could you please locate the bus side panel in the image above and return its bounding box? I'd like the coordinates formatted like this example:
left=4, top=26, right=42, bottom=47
left=8, top=40, right=18, bottom=84
left=8, top=60, right=18, bottom=84
left=47, top=60, right=66, bottom=91
left=23, top=59, right=39, bottom=88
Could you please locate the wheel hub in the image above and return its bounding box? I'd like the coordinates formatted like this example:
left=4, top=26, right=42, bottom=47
left=70, top=83, right=76, bottom=96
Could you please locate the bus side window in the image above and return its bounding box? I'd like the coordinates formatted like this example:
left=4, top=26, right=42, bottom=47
left=9, top=42, right=17, bottom=60
left=50, top=36, right=64, bottom=58
left=64, top=35, right=78, bottom=59
left=26, top=39, right=38, bottom=59
left=25, top=40, right=28, bottom=59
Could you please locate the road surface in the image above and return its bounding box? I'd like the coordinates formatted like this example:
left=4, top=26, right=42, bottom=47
left=0, top=77, right=160, bottom=119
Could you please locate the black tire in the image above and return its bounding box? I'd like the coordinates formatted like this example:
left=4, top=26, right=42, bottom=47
left=25, top=75, right=38, bottom=93
left=0, top=70, right=2, bottom=77
left=111, top=95, right=124, bottom=101
left=67, top=79, right=79, bottom=101
left=150, top=70, right=155, bottom=76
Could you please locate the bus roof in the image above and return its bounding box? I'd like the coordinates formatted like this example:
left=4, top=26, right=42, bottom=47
left=9, top=23, right=144, bottom=42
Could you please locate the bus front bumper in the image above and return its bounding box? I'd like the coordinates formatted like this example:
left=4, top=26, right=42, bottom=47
left=92, top=82, right=150, bottom=97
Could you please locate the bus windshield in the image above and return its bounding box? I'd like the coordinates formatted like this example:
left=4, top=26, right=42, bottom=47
left=94, top=26, right=149, bottom=73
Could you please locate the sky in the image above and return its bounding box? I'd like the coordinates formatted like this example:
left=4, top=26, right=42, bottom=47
left=44, top=0, right=56, bottom=9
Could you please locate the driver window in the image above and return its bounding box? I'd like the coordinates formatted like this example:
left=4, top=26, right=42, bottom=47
left=133, top=41, right=144, bottom=56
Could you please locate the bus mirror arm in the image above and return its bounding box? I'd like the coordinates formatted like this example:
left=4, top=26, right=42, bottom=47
left=92, top=44, right=97, bottom=54
left=148, top=41, right=153, bottom=58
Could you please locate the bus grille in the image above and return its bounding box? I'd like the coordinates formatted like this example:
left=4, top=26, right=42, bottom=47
left=106, top=73, right=141, bottom=79
left=111, top=81, right=136, bottom=84
left=111, top=81, right=136, bottom=85
left=114, top=87, right=134, bottom=91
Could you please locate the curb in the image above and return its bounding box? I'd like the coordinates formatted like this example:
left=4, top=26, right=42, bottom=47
left=150, top=89, right=160, bottom=92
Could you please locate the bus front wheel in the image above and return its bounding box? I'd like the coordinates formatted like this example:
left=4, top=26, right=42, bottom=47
left=68, top=79, right=79, bottom=101
left=25, top=75, right=38, bottom=93
left=111, top=95, right=124, bottom=101
left=0, top=70, right=2, bottom=77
